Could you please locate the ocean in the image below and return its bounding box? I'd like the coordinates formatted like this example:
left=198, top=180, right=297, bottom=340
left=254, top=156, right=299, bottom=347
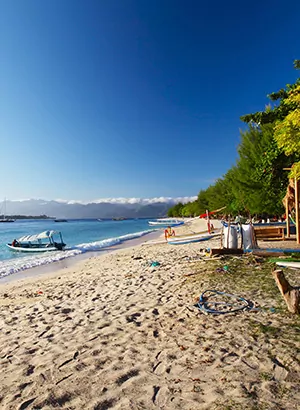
left=0, top=219, right=157, bottom=279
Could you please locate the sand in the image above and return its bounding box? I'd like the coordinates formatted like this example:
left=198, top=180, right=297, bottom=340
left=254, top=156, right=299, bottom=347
left=0, top=219, right=299, bottom=410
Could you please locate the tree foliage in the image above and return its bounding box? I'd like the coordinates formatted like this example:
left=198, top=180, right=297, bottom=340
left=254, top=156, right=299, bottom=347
left=274, top=84, right=300, bottom=179
left=167, top=202, right=185, bottom=217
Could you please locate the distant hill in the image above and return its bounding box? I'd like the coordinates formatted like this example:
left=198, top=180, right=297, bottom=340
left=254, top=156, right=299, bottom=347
left=2, top=197, right=196, bottom=219
left=3, top=215, right=53, bottom=220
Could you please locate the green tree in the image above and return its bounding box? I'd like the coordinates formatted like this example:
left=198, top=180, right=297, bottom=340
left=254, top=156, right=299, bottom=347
left=241, top=59, right=300, bottom=180
left=274, top=84, right=300, bottom=179
left=231, top=125, right=290, bottom=215
left=167, top=202, right=184, bottom=217
left=181, top=201, right=200, bottom=217
left=197, top=189, right=210, bottom=214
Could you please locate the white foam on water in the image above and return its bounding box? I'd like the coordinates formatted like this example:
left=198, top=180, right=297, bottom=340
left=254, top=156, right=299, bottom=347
left=0, top=229, right=154, bottom=279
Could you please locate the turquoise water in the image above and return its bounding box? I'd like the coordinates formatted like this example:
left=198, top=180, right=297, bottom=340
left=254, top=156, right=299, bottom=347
left=0, top=219, right=156, bottom=278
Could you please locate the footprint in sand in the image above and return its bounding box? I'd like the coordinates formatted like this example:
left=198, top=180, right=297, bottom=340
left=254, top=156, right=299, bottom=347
left=153, top=329, right=159, bottom=338
left=115, top=369, right=139, bottom=386
left=221, top=352, right=240, bottom=364
left=152, top=361, right=169, bottom=376
left=152, top=385, right=170, bottom=407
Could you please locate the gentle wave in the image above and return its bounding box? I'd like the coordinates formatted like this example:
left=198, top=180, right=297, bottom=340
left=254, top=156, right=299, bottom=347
left=0, top=229, right=154, bottom=278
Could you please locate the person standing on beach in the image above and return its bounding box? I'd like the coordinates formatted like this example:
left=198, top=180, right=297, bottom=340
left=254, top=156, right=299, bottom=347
left=165, top=226, right=175, bottom=240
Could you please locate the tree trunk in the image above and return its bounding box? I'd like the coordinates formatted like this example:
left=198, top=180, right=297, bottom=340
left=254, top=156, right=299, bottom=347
left=272, top=269, right=300, bottom=314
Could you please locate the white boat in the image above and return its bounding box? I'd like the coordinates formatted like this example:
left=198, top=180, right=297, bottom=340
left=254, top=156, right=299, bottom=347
left=167, top=232, right=220, bottom=245
left=148, top=219, right=184, bottom=227
left=7, top=230, right=66, bottom=252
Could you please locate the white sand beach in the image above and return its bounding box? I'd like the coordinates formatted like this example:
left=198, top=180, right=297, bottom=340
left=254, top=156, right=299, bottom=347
left=0, top=219, right=299, bottom=409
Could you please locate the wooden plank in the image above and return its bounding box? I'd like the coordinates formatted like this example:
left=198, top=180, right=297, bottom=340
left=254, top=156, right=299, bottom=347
left=254, top=226, right=284, bottom=232
left=254, top=226, right=284, bottom=240
left=286, top=196, right=290, bottom=238
left=251, top=250, right=287, bottom=256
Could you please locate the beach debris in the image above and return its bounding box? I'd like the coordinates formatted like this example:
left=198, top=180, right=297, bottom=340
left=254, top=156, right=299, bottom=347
left=195, top=290, right=253, bottom=315
left=36, top=290, right=43, bottom=295
left=215, top=265, right=229, bottom=273
left=147, top=260, right=160, bottom=267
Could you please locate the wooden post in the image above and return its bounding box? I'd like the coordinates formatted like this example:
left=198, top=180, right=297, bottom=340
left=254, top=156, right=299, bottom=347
left=220, top=225, right=223, bottom=248
left=285, top=196, right=290, bottom=238
left=295, top=179, right=299, bottom=242
left=272, top=269, right=300, bottom=314
left=283, top=167, right=293, bottom=239
left=227, top=216, right=230, bottom=248
left=206, top=209, right=211, bottom=234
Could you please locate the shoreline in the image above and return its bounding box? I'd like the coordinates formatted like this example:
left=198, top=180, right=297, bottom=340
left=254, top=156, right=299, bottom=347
left=0, top=229, right=163, bottom=285
left=0, top=219, right=222, bottom=287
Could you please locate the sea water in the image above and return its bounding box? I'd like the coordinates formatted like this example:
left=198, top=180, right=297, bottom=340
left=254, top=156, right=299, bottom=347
left=0, top=219, right=157, bottom=279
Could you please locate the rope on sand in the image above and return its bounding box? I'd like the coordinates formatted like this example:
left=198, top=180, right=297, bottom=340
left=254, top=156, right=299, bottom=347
left=196, top=289, right=253, bottom=315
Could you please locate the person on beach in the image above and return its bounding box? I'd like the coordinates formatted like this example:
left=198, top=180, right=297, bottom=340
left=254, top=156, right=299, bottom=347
left=165, top=226, right=175, bottom=240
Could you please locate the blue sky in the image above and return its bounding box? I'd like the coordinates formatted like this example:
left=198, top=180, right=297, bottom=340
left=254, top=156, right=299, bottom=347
left=1, top=0, right=299, bottom=201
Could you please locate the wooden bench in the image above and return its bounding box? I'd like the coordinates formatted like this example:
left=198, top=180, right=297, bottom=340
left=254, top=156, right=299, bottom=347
left=254, top=226, right=285, bottom=241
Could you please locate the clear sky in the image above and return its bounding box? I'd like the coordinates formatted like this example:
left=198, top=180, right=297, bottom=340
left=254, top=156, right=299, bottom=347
left=1, top=0, right=299, bottom=201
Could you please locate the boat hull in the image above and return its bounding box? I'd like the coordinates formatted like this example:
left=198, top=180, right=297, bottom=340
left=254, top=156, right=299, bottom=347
left=276, top=261, right=300, bottom=269
left=148, top=221, right=184, bottom=226
left=167, top=233, right=219, bottom=245
left=6, top=244, right=63, bottom=253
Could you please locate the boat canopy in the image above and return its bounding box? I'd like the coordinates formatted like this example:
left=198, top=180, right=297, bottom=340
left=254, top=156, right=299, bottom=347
left=18, top=230, right=61, bottom=242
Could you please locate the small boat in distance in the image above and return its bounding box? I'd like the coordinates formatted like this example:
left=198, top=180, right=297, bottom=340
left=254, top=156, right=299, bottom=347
left=54, top=219, right=68, bottom=222
left=7, top=230, right=66, bottom=252
left=148, top=219, right=184, bottom=227
left=0, top=198, right=15, bottom=222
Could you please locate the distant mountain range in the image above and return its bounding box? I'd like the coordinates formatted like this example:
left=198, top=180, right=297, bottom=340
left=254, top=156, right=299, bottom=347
left=2, top=197, right=196, bottom=219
